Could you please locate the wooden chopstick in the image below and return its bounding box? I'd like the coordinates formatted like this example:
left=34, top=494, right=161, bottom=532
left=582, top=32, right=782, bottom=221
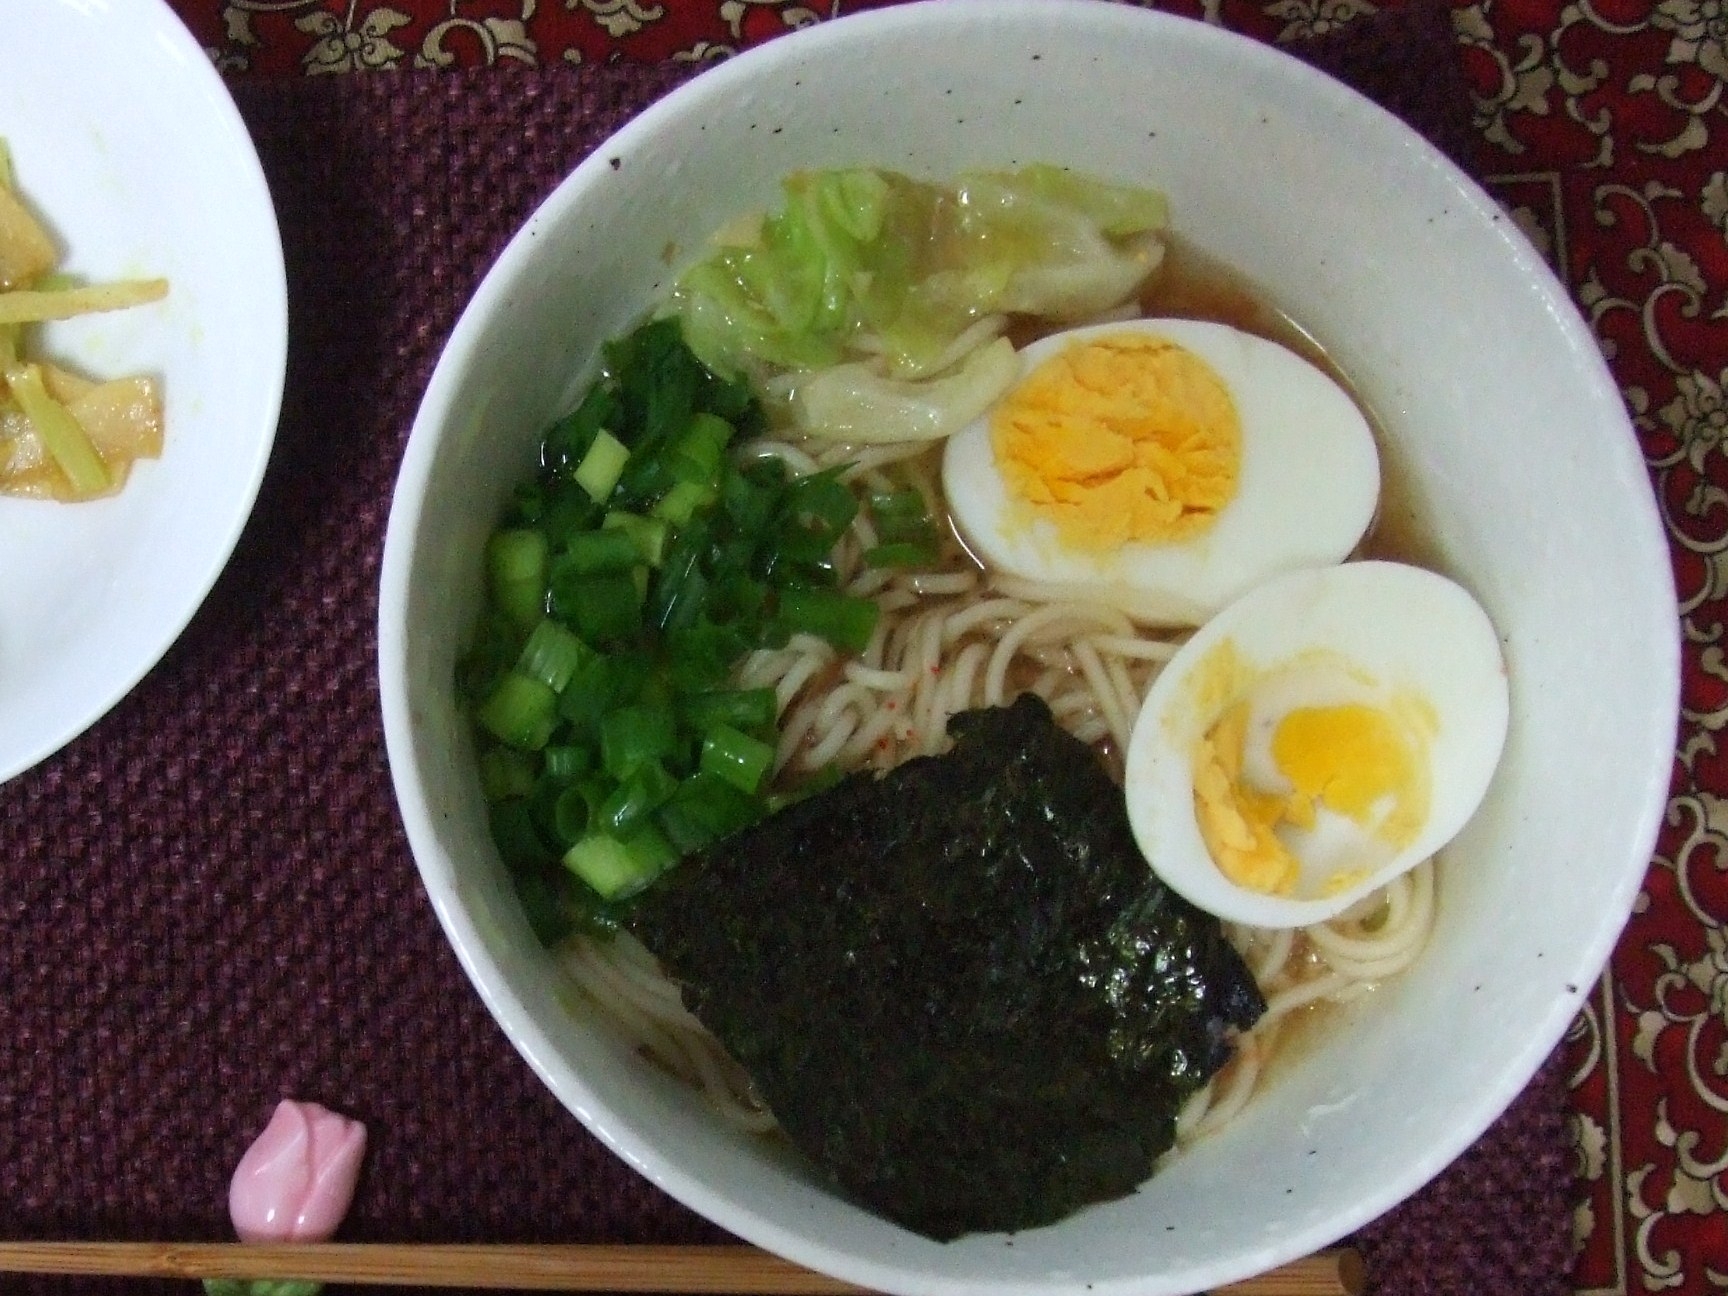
left=0, top=1241, right=1363, bottom=1294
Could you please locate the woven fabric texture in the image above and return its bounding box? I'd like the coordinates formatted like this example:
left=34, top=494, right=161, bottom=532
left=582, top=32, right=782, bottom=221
left=0, top=5, right=1570, bottom=1293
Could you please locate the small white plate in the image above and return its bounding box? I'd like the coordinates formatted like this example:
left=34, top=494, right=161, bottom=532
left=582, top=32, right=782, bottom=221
left=0, top=0, right=286, bottom=783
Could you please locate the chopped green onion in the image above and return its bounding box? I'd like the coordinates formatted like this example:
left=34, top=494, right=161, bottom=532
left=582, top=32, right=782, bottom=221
left=516, top=619, right=593, bottom=692
left=600, top=702, right=679, bottom=779
left=489, top=799, right=550, bottom=868
left=700, top=724, right=776, bottom=795
left=557, top=527, right=641, bottom=576
left=552, top=782, right=595, bottom=844
left=477, top=748, right=537, bottom=801
left=778, top=467, right=858, bottom=562
left=542, top=382, right=618, bottom=476
left=563, top=833, right=656, bottom=900
left=656, top=772, right=767, bottom=855
left=665, top=412, right=734, bottom=487
left=647, top=533, right=709, bottom=633
left=511, top=867, right=574, bottom=946
left=487, top=529, right=549, bottom=631
left=476, top=671, right=558, bottom=750
left=603, top=510, right=669, bottom=566
left=557, top=654, right=647, bottom=735
left=720, top=461, right=780, bottom=534
left=868, top=488, right=929, bottom=526
left=598, top=759, right=679, bottom=835
left=651, top=479, right=716, bottom=526
left=552, top=570, right=643, bottom=644
left=665, top=622, right=751, bottom=692
left=542, top=744, right=593, bottom=780
left=621, top=820, right=680, bottom=876
left=540, top=487, right=603, bottom=547
left=464, top=318, right=902, bottom=937
left=863, top=488, right=938, bottom=567
left=574, top=429, right=630, bottom=502
left=777, top=587, right=880, bottom=653
left=679, top=687, right=778, bottom=736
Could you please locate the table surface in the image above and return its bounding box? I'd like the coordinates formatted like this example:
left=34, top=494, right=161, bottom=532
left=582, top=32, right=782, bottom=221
left=67, top=0, right=1728, bottom=1292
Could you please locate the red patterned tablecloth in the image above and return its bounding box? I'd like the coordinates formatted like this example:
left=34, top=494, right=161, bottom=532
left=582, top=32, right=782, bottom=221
left=140, top=1, right=1728, bottom=1292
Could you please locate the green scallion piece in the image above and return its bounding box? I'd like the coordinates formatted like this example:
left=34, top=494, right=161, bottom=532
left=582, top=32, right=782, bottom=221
left=557, top=527, right=642, bottom=576
left=516, top=619, right=593, bottom=692
left=602, top=510, right=670, bottom=566
left=665, top=622, right=751, bottom=692
left=553, top=570, right=643, bottom=644
left=542, top=744, right=593, bottom=781
left=599, top=702, right=679, bottom=780
left=700, top=724, right=776, bottom=795
left=620, top=820, right=679, bottom=877
left=777, top=587, right=880, bottom=653
left=863, top=488, right=939, bottom=567
left=598, top=759, right=679, bottom=836
left=574, top=429, right=631, bottom=502
left=648, top=535, right=709, bottom=633
left=476, top=670, right=558, bottom=751
left=862, top=539, right=938, bottom=569
left=679, top=687, right=778, bottom=737
left=777, top=469, right=859, bottom=563
left=651, top=479, right=717, bottom=526
left=656, top=771, right=767, bottom=855
left=487, top=529, right=549, bottom=631
left=664, top=411, right=734, bottom=488
left=477, top=748, right=538, bottom=801
left=552, top=782, right=595, bottom=844
left=512, top=867, right=574, bottom=947
left=557, top=653, right=647, bottom=735
left=563, top=832, right=656, bottom=900
left=489, top=799, right=550, bottom=868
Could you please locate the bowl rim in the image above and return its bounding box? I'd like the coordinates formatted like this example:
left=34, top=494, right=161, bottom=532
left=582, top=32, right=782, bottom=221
left=379, top=3, right=1680, bottom=1291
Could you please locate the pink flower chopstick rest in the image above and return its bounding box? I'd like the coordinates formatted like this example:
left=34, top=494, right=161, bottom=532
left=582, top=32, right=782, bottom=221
left=229, top=1100, right=367, bottom=1243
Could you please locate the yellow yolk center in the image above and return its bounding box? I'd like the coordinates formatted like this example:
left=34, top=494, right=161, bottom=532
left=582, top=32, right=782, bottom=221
left=990, top=332, right=1241, bottom=551
left=1193, top=699, right=1428, bottom=898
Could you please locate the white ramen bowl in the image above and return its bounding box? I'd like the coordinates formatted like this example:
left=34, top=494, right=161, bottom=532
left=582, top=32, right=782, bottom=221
left=379, top=3, right=1678, bottom=1292
left=0, top=0, right=286, bottom=783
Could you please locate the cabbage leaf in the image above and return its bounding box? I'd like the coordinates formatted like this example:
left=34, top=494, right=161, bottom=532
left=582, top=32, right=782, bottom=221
left=670, top=165, right=1168, bottom=408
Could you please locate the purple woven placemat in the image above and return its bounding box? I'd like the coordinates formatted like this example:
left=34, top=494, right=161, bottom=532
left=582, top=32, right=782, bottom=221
left=0, top=5, right=1569, bottom=1294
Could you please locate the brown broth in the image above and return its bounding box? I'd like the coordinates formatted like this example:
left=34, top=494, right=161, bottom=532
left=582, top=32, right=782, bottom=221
left=1138, top=236, right=1443, bottom=577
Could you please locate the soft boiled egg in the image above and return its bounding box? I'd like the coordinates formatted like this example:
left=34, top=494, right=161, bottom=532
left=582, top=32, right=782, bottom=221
left=1122, top=561, right=1510, bottom=929
left=941, top=317, right=1380, bottom=625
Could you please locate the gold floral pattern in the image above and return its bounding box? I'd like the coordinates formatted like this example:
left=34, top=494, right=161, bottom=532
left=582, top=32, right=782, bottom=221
left=1457, top=3, right=1558, bottom=159
left=1264, top=0, right=1377, bottom=42
left=574, top=0, right=664, bottom=40
left=298, top=2, right=412, bottom=72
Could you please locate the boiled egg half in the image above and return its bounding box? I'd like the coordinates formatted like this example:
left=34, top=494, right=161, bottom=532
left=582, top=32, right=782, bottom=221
left=1123, top=561, right=1510, bottom=928
left=941, top=318, right=1380, bottom=625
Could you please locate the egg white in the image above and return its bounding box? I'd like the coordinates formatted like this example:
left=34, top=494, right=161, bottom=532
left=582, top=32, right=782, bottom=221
left=940, top=317, right=1381, bottom=626
left=1122, top=561, right=1510, bottom=929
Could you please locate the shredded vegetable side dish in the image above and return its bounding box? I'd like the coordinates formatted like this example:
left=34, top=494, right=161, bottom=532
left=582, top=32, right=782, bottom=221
left=0, top=138, right=168, bottom=501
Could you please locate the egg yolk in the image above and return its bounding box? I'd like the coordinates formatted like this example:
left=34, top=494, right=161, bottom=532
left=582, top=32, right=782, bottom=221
left=990, top=332, right=1240, bottom=552
left=1193, top=699, right=1429, bottom=897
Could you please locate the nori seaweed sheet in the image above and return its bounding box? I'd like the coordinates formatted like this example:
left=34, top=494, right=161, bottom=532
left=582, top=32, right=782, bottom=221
left=626, top=692, right=1265, bottom=1240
